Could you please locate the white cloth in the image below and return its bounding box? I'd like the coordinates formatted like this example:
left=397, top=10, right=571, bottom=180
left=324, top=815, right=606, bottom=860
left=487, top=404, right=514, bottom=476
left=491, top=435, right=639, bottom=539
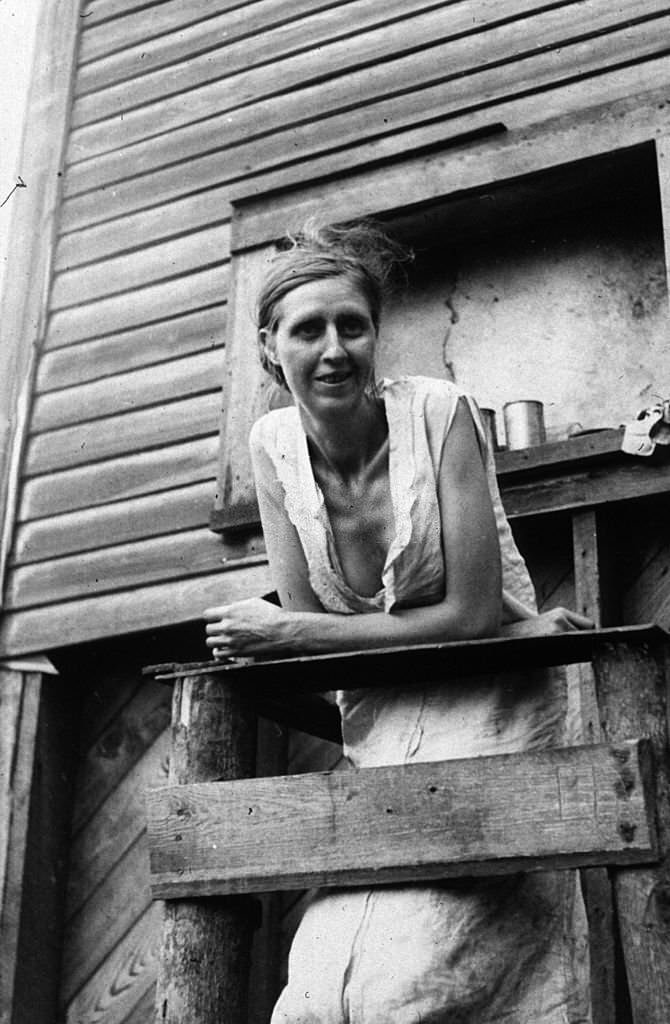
left=252, top=377, right=591, bottom=1023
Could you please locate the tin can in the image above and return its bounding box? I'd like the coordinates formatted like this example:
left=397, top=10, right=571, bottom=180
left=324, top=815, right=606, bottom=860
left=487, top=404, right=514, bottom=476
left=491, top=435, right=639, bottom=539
left=503, top=400, right=546, bottom=449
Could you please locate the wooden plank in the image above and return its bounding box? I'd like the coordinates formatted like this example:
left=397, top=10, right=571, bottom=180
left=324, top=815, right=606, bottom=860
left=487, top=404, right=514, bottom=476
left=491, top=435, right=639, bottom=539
left=66, top=0, right=667, bottom=185
left=0, top=560, right=273, bottom=658
left=78, top=0, right=315, bottom=62
left=592, top=638, right=670, bottom=1023
left=147, top=739, right=657, bottom=898
left=233, top=77, right=670, bottom=251
left=64, top=903, right=161, bottom=1024
left=24, top=391, right=221, bottom=476
left=32, top=347, right=224, bottom=432
left=12, top=481, right=216, bottom=565
left=497, top=428, right=623, bottom=476
left=0, top=672, right=41, bottom=1024
left=67, top=730, right=169, bottom=920
left=60, top=52, right=670, bottom=234
left=36, top=305, right=225, bottom=393
left=51, top=224, right=229, bottom=311
left=501, top=454, right=670, bottom=518
left=150, top=625, right=667, bottom=690
left=72, top=0, right=543, bottom=127
left=54, top=191, right=230, bottom=270
left=656, top=133, right=670, bottom=303
left=44, top=264, right=229, bottom=350
left=5, top=527, right=256, bottom=610
left=61, top=832, right=152, bottom=1005
left=0, top=0, right=81, bottom=608
left=19, top=435, right=218, bottom=522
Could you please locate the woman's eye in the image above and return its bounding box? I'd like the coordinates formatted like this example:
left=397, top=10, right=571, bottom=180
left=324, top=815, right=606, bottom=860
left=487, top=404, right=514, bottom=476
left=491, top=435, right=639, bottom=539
left=339, top=317, right=366, bottom=337
left=294, top=320, right=322, bottom=340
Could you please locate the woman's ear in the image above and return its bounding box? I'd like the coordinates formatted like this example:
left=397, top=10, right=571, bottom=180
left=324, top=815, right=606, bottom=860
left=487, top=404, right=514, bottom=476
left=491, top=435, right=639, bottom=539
left=259, top=327, right=281, bottom=367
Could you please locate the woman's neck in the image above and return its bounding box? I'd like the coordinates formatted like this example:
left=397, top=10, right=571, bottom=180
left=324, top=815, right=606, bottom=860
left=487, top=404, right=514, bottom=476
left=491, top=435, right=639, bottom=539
left=300, top=395, right=388, bottom=482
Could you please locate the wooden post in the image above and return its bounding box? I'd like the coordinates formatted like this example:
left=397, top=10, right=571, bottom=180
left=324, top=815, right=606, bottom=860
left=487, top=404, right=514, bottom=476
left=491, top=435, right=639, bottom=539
left=155, top=672, right=258, bottom=1024
left=592, top=638, right=670, bottom=1022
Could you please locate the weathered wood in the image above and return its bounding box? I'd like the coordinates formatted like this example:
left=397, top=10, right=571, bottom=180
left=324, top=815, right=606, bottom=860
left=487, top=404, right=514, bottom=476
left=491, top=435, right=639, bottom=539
left=498, top=428, right=623, bottom=476
left=74, top=0, right=450, bottom=117
left=150, top=625, right=667, bottom=691
left=592, top=639, right=670, bottom=1022
left=44, top=264, right=228, bottom=350
left=0, top=672, right=41, bottom=1024
left=155, top=671, right=258, bottom=1024
left=0, top=560, right=273, bottom=658
left=147, top=739, right=657, bottom=898
left=64, top=903, right=161, bottom=1024
left=657, top=134, right=670, bottom=302
left=25, top=391, right=221, bottom=477
left=51, top=224, right=229, bottom=311
left=69, top=0, right=584, bottom=168
left=19, top=435, right=219, bottom=521
left=12, top=481, right=217, bottom=565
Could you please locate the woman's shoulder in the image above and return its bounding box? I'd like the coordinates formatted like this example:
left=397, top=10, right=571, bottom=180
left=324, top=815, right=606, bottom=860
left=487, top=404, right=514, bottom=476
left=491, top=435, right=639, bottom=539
left=249, top=405, right=300, bottom=453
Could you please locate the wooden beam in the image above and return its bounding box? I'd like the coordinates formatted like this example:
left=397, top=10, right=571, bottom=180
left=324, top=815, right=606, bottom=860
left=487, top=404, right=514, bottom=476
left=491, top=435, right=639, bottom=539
left=149, top=624, right=667, bottom=691
left=147, top=739, right=657, bottom=898
left=656, top=134, right=670, bottom=304
left=155, top=671, right=258, bottom=1024
left=592, top=637, right=670, bottom=1022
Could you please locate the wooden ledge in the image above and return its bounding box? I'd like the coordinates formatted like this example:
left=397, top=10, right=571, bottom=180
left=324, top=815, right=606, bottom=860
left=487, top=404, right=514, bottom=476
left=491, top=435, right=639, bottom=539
left=146, top=624, right=667, bottom=694
left=147, top=738, right=657, bottom=899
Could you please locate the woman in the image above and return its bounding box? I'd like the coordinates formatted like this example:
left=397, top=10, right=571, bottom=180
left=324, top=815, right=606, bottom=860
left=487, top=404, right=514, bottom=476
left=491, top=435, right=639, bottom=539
left=204, top=223, right=592, bottom=1023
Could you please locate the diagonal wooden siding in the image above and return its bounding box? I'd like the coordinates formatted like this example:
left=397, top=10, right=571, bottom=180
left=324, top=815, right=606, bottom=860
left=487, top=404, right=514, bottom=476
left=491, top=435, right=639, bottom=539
left=4, top=0, right=670, bottom=657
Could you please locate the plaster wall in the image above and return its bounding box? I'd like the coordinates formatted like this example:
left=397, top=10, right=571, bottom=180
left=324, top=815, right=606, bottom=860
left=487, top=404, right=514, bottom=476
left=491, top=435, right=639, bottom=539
left=379, top=203, right=668, bottom=443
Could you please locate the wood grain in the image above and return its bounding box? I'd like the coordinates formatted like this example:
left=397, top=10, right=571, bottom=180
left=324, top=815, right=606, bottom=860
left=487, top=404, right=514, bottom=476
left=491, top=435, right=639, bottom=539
left=19, top=435, right=219, bottom=521
left=36, top=305, right=225, bottom=393
left=44, top=264, right=228, bottom=350
left=24, top=391, right=221, bottom=476
left=66, top=0, right=663, bottom=176
left=147, top=740, right=657, bottom=898
left=64, top=903, right=161, bottom=1024
left=12, top=480, right=216, bottom=565
left=0, top=560, right=273, bottom=658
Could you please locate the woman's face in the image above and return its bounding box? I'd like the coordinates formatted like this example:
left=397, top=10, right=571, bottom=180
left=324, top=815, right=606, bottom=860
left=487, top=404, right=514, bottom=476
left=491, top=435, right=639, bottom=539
left=263, top=275, right=378, bottom=420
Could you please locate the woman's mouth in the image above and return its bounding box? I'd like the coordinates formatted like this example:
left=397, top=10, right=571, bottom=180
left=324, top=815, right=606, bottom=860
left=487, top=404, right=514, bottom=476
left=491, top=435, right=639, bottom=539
left=316, top=370, right=353, bottom=385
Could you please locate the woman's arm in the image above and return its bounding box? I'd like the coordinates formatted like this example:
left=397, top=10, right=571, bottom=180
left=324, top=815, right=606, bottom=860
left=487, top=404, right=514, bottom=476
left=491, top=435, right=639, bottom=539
left=204, top=398, right=501, bottom=657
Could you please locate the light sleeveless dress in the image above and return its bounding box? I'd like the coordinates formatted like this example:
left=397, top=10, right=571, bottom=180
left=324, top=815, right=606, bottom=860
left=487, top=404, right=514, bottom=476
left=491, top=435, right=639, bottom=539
left=251, top=377, right=591, bottom=1024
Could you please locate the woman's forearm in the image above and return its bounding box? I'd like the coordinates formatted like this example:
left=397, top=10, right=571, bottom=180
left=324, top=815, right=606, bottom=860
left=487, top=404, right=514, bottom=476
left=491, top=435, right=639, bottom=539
left=282, top=599, right=501, bottom=655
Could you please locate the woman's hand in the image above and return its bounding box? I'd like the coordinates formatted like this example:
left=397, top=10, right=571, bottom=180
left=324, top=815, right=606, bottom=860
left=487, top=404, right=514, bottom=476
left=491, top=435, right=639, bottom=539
left=203, top=597, right=293, bottom=659
left=501, top=606, right=594, bottom=638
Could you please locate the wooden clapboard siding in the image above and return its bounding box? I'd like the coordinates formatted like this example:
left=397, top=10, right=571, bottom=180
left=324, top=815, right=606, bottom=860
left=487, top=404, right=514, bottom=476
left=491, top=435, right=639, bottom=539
left=32, top=348, right=223, bottom=431
left=12, top=481, right=215, bottom=564
left=19, top=436, right=219, bottom=521
left=74, top=0, right=447, bottom=123
left=66, top=0, right=665, bottom=181
left=5, top=527, right=259, bottom=611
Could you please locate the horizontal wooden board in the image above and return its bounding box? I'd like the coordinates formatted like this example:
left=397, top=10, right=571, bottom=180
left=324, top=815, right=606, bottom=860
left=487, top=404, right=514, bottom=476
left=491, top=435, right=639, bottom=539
left=67, top=730, right=169, bottom=919
left=12, top=481, right=216, bottom=564
left=79, top=0, right=253, bottom=63
left=51, top=223, right=229, bottom=310
left=55, top=190, right=229, bottom=269
left=147, top=739, right=657, bottom=897
left=61, top=40, right=670, bottom=234
left=32, top=348, right=224, bottom=431
left=18, top=435, right=218, bottom=521
left=61, top=832, right=151, bottom=1005
left=67, top=0, right=645, bottom=180
left=5, top=526, right=260, bottom=610
left=37, top=304, right=225, bottom=393
left=45, top=263, right=229, bottom=350
left=24, top=391, right=221, bottom=476
left=73, top=0, right=493, bottom=127
left=0, top=560, right=273, bottom=657
left=63, top=903, right=161, bottom=1024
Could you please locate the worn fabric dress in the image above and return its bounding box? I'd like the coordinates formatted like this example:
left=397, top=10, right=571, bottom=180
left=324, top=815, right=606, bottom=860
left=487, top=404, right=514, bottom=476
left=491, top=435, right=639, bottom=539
left=251, top=376, right=591, bottom=1024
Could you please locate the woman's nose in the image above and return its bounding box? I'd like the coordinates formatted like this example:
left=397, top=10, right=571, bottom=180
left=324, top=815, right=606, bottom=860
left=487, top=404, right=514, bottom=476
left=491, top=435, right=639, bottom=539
left=322, top=323, right=347, bottom=358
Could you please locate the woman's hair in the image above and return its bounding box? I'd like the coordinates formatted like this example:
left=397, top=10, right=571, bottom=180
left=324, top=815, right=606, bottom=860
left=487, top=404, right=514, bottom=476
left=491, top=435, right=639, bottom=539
left=256, top=219, right=412, bottom=388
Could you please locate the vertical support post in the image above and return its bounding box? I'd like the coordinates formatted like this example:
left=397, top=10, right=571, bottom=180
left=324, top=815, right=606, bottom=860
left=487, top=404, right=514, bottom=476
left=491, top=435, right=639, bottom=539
left=592, top=638, right=670, bottom=1023
left=571, top=509, right=618, bottom=1024
left=155, top=672, right=258, bottom=1024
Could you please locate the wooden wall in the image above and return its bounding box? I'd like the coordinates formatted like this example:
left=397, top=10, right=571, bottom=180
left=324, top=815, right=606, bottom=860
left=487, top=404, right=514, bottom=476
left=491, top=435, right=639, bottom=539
left=4, top=0, right=670, bottom=656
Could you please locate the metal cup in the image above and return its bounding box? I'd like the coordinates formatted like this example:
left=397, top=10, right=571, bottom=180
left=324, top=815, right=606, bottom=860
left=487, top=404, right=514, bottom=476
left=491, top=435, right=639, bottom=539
left=503, top=400, right=546, bottom=449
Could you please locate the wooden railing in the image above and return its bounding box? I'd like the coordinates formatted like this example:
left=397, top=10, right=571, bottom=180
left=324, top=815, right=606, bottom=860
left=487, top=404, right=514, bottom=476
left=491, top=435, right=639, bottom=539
left=146, top=624, right=670, bottom=1024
